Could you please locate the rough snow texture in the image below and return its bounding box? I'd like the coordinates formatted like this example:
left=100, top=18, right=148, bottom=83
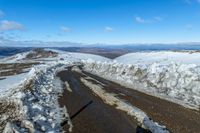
left=83, top=59, right=200, bottom=110
left=81, top=77, right=169, bottom=133
left=19, top=64, right=64, bottom=132
left=0, top=49, right=110, bottom=132
left=0, top=64, right=68, bottom=132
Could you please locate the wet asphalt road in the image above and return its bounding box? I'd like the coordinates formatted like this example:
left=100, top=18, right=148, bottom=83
left=57, top=67, right=150, bottom=133
left=57, top=66, right=200, bottom=133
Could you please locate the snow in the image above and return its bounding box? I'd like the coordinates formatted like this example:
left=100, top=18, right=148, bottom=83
left=83, top=57, right=200, bottom=110
left=1, top=63, right=69, bottom=132
left=0, top=52, right=29, bottom=63
left=65, top=81, right=72, bottom=92
left=0, top=68, right=37, bottom=96
left=115, top=51, right=200, bottom=65
left=0, top=73, right=28, bottom=93
left=0, top=48, right=110, bottom=132
left=2, top=49, right=199, bottom=132
left=46, top=48, right=111, bottom=62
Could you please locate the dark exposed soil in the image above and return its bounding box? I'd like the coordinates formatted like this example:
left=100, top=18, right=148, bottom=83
left=0, top=101, right=20, bottom=132
left=25, top=49, right=58, bottom=59
left=0, top=63, right=39, bottom=77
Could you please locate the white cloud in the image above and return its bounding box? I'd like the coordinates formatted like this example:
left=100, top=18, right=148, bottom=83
left=135, top=16, right=162, bottom=24
left=135, top=17, right=146, bottom=23
left=60, top=26, right=71, bottom=32
left=0, top=10, right=4, bottom=18
left=105, top=26, right=113, bottom=32
left=0, top=20, right=24, bottom=31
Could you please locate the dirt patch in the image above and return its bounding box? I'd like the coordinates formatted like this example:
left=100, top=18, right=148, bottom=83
left=0, top=62, right=39, bottom=77
left=0, top=100, right=22, bottom=132
left=25, top=48, right=58, bottom=59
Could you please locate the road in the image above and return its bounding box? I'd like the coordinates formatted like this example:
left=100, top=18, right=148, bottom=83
left=57, top=66, right=200, bottom=133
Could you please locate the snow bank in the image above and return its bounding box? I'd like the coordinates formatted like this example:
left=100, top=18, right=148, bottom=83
left=18, top=64, right=64, bottom=132
left=83, top=59, right=200, bottom=109
left=0, top=63, right=72, bottom=132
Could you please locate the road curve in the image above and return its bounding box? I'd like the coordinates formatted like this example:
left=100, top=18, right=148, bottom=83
left=57, top=67, right=150, bottom=133
left=57, top=66, right=200, bottom=133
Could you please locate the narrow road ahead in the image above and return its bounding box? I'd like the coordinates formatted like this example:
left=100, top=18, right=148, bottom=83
left=57, top=66, right=200, bottom=133
left=57, top=67, right=149, bottom=133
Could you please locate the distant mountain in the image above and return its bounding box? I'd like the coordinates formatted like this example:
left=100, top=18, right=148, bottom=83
left=0, top=47, right=33, bottom=56
left=1, top=43, right=200, bottom=58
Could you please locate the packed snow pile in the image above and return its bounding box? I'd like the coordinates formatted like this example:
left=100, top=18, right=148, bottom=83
left=83, top=55, right=200, bottom=109
left=1, top=63, right=70, bottom=132
left=0, top=49, right=111, bottom=132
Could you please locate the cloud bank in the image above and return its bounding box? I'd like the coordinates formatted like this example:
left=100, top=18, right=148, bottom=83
left=0, top=20, right=24, bottom=31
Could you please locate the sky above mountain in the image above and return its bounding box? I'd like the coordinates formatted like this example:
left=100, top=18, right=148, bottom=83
left=0, top=0, right=200, bottom=46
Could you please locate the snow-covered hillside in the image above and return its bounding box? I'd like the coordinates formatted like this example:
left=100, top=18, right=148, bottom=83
left=0, top=49, right=110, bottom=132
left=83, top=51, right=200, bottom=110
left=115, top=51, right=200, bottom=65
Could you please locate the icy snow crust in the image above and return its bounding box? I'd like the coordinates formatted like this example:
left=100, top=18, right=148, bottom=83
left=1, top=64, right=65, bottom=132
left=83, top=51, right=200, bottom=110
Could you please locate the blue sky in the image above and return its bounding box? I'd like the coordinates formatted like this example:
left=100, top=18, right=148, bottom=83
left=0, top=0, right=200, bottom=45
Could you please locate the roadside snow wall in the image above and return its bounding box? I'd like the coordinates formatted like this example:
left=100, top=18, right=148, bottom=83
left=83, top=60, right=200, bottom=110
left=2, top=64, right=67, bottom=132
